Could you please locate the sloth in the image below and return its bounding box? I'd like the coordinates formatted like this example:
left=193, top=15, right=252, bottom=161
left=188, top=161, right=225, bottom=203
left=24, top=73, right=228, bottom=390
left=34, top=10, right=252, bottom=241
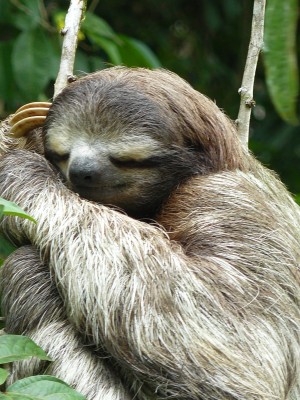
left=1, top=67, right=300, bottom=400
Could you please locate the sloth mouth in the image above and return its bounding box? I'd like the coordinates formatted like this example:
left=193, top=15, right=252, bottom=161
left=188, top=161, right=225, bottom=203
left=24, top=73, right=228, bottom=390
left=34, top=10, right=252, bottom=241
left=75, top=183, right=126, bottom=190
left=72, top=184, right=141, bottom=214
left=72, top=183, right=127, bottom=202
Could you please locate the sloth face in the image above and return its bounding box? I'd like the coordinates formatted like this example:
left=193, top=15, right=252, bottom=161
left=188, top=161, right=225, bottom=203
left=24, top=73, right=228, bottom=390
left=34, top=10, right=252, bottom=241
left=43, top=74, right=199, bottom=218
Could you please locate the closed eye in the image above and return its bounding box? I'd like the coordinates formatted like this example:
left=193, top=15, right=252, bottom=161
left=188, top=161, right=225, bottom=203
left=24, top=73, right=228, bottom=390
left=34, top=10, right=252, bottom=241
left=45, top=150, right=70, bottom=164
left=110, top=156, right=161, bottom=168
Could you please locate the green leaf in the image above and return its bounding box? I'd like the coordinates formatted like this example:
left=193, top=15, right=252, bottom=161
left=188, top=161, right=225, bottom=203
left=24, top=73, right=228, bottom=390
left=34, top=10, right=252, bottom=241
left=81, top=12, right=122, bottom=65
left=0, top=198, right=36, bottom=223
left=294, top=194, right=300, bottom=205
left=0, top=394, right=10, bottom=399
left=117, top=35, right=161, bottom=68
left=264, top=0, right=299, bottom=125
left=0, top=42, right=14, bottom=104
left=74, top=50, right=92, bottom=74
left=0, top=233, right=17, bottom=262
left=81, top=12, right=160, bottom=68
left=7, top=375, right=85, bottom=399
left=88, top=35, right=122, bottom=65
left=88, top=56, right=105, bottom=72
left=52, top=11, right=66, bottom=32
left=0, top=335, right=51, bottom=364
left=12, top=28, right=59, bottom=100
left=0, top=2, right=14, bottom=25
left=11, top=0, right=41, bottom=31
left=82, top=12, right=118, bottom=41
left=0, top=367, right=9, bottom=385
left=0, top=394, right=34, bottom=399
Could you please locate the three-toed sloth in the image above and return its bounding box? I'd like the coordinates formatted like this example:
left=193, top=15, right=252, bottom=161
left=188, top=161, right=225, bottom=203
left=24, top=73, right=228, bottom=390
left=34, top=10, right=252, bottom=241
left=1, top=67, right=300, bottom=400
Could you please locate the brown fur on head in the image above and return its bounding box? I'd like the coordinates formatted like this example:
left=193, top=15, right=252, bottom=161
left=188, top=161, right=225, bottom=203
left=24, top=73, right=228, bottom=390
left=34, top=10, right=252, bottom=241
left=43, top=67, right=249, bottom=218
left=46, top=68, right=248, bottom=168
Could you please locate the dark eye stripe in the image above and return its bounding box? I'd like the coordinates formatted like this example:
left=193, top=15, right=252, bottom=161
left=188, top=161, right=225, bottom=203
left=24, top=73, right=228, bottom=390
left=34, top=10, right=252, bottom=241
left=110, top=156, right=162, bottom=168
left=45, top=150, right=70, bottom=163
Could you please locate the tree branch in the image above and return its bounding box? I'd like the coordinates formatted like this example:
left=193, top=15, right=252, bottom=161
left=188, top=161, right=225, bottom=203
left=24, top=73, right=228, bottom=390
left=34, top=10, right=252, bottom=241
left=53, top=0, right=87, bottom=98
left=237, top=0, right=266, bottom=147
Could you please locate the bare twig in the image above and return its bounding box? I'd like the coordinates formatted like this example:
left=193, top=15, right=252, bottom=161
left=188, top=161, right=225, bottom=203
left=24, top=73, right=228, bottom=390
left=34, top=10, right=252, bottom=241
left=237, top=0, right=266, bottom=147
left=53, top=0, right=87, bottom=98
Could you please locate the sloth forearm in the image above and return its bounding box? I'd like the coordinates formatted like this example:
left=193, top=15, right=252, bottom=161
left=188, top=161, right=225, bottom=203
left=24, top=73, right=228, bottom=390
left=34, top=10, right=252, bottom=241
left=0, top=151, right=211, bottom=333
left=1, top=246, right=131, bottom=400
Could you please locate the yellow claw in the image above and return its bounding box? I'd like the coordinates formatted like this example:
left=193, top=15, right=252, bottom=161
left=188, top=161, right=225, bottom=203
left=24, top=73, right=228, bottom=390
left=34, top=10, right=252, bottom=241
left=10, top=102, right=52, bottom=138
left=10, top=116, right=48, bottom=138
left=14, top=102, right=52, bottom=113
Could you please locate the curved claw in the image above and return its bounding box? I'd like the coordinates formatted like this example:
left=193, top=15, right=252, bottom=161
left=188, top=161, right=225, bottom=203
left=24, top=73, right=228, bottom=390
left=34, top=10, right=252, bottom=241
left=10, top=102, right=52, bottom=138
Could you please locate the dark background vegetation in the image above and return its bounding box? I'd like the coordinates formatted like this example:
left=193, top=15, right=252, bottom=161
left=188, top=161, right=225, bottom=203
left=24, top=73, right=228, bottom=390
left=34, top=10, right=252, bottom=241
left=0, top=0, right=299, bottom=193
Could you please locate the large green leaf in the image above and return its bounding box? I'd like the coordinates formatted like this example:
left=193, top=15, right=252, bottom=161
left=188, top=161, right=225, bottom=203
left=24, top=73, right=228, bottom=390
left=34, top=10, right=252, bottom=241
left=0, top=367, right=9, bottom=385
left=294, top=194, right=300, bottom=205
left=117, top=35, right=161, bottom=68
left=12, top=27, right=59, bottom=100
left=0, top=2, right=13, bottom=24
left=264, top=0, right=299, bottom=125
left=5, top=375, right=85, bottom=400
left=11, top=0, right=41, bottom=31
left=81, top=12, right=122, bottom=65
left=81, top=12, right=118, bottom=40
left=0, top=335, right=51, bottom=364
left=0, top=198, right=36, bottom=223
left=88, top=56, right=106, bottom=72
left=74, top=49, right=92, bottom=74
left=87, top=35, right=122, bottom=65
left=0, top=233, right=17, bottom=263
left=82, top=12, right=160, bottom=68
left=0, top=198, right=31, bottom=264
left=0, top=42, right=14, bottom=104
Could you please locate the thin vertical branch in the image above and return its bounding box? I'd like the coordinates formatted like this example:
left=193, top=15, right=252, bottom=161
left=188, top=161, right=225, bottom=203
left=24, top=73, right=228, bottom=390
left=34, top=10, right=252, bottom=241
left=54, top=0, right=87, bottom=98
left=237, top=0, right=266, bottom=147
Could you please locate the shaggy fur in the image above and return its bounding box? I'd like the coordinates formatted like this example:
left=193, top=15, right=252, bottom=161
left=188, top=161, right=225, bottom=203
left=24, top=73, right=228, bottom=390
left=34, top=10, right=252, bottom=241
left=1, top=67, right=300, bottom=399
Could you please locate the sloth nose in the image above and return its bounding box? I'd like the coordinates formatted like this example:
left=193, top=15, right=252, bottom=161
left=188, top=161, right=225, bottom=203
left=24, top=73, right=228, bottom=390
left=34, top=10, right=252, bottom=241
left=69, top=161, right=101, bottom=187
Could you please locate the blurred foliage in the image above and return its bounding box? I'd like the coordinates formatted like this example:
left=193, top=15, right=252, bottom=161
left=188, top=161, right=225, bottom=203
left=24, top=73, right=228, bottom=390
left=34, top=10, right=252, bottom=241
left=264, top=0, right=299, bottom=125
left=0, top=0, right=160, bottom=112
left=0, top=0, right=299, bottom=193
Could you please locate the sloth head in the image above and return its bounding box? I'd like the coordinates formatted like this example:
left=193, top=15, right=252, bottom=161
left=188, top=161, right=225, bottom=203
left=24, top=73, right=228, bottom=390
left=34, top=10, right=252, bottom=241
left=43, top=67, right=246, bottom=218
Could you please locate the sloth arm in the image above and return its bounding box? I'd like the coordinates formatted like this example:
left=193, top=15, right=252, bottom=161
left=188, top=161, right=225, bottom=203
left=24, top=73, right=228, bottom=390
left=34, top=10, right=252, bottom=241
left=0, top=149, right=298, bottom=398
left=2, top=246, right=131, bottom=400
